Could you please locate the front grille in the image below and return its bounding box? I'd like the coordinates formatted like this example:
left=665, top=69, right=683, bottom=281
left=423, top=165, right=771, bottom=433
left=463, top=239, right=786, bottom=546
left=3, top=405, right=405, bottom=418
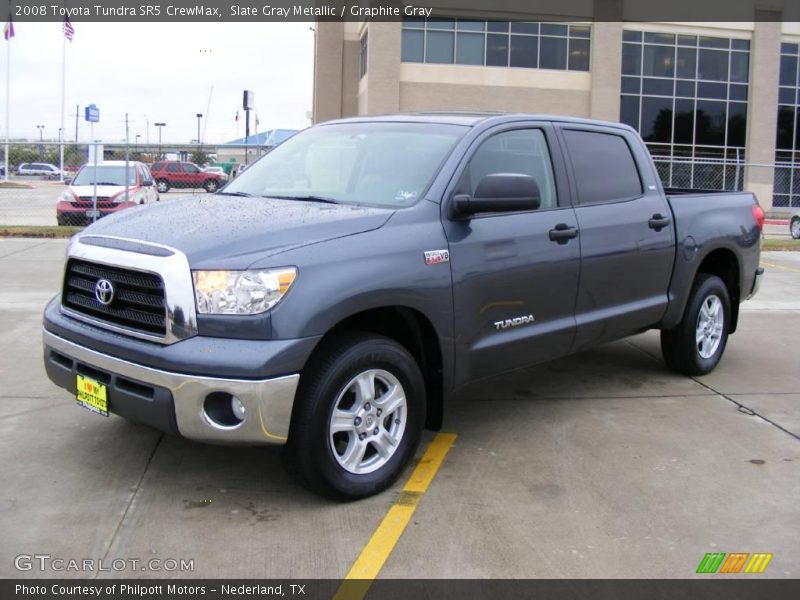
left=62, top=259, right=167, bottom=336
left=75, top=197, right=113, bottom=208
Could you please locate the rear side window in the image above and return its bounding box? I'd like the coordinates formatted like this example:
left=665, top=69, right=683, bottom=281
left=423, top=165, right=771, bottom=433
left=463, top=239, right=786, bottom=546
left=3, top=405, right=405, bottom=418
left=151, top=162, right=164, bottom=171
left=562, top=130, right=642, bottom=204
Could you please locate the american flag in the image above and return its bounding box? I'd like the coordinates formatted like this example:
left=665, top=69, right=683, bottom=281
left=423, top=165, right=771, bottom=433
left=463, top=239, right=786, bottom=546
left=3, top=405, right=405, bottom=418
left=63, top=16, right=74, bottom=42
left=3, top=17, right=14, bottom=41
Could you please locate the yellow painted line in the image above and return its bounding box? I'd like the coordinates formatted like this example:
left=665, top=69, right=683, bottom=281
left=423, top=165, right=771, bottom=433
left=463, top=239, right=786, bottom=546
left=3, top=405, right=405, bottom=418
left=761, top=261, right=800, bottom=274
left=333, top=432, right=457, bottom=600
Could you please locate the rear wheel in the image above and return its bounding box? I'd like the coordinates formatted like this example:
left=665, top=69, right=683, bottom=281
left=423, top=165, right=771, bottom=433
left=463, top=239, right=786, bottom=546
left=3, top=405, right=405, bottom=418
left=661, top=274, right=731, bottom=376
left=791, top=217, right=800, bottom=240
left=156, top=179, right=170, bottom=193
left=284, top=333, right=426, bottom=500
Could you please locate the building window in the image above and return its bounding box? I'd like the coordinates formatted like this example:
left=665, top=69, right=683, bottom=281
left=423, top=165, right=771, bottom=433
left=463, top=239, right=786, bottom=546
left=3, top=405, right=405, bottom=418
left=359, top=31, right=368, bottom=79
left=620, top=30, right=750, bottom=191
left=775, top=42, right=800, bottom=208
left=401, top=18, right=590, bottom=72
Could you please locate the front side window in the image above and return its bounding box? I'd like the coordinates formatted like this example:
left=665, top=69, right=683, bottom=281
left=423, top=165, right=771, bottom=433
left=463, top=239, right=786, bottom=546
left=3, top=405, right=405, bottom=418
left=166, top=163, right=180, bottom=173
left=562, top=130, right=642, bottom=204
left=223, top=122, right=467, bottom=208
left=459, top=129, right=557, bottom=210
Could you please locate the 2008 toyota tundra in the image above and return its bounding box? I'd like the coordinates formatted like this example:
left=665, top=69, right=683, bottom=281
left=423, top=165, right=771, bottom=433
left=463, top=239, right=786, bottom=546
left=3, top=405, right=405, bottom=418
left=43, top=114, right=764, bottom=499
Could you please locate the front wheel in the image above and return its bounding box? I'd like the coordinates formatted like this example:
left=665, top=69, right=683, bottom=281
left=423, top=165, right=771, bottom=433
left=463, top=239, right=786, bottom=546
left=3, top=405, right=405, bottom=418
left=790, top=217, right=800, bottom=240
left=156, top=179, right=170, bottom=193
left=284, top=333, right=426, bottom=500
left=661, top=274, right=731, bottom=376
left=204, top=179, right=219, bottom=193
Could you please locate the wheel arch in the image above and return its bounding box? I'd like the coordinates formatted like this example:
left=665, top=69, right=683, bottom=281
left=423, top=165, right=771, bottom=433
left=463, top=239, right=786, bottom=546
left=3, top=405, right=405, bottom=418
left=307, top=306, right=446, bottom=431
left=695, top=247, right=741, bottom=333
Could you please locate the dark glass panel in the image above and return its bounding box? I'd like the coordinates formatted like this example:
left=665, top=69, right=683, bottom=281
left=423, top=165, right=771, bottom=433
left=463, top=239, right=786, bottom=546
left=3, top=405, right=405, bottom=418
left=641, top=96, right=674, bottom=143
left=620, top=95, right=640, bottom=130
left=401, top=30, right=424, bottom=62
left=676, top=80, right=696, bottom=97
left=510, top=22, right=538, bottom=35
left=643, top=44, right=675, bottom=78
left=780, top=55, right=798, bottom=87
left=729, top=84, right=748, bottom=102
left=678, top=35, right=698, bottom=46
left=539, top=36, right=567, bottom=70
left=729, top=52, right=749, bottom=83
left=568, top=38, right=590, bottom=71
left=697, top=49, right=729, bottom=81
left=487, top=21, right=510, bottom=33
left=676, top=47, right=697, bottom=79
left=695, top=100, right=727, bottom=145
left=541, top=23, right=568, bottom=36
left=699, top=36, right=729, bottom=49
left=697, top=82, right=727, bottom=100
left=456, top=33, right=485, bottom=65
left=623, top=30, right=642, bottom=42
left=776, top=106, right=795, bottom=150
left=727, top=102, right=747, bottom=147
left=674, top=98, right=695, bottom=144
left=622, top=43, right=641, bottom=75
left=621, top=76, right=641, bottom=94
left=486, top=34, right=510, bottom=66
left=644, top=32, right=675, bottom=45
left=510, top=34, right=538, bottom=68
left=425, top=31, right=454, bottom=64
left=643, top=78, right=674, bottom=96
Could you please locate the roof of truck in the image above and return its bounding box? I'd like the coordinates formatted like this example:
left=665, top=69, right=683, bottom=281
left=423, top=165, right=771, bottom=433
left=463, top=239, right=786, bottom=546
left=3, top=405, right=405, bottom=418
left=323, top=112, right=633, bottom=131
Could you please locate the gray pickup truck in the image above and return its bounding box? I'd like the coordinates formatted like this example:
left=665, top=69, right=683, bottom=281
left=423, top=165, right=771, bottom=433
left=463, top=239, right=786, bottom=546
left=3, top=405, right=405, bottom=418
left=43, top=114, right=764, bottom=499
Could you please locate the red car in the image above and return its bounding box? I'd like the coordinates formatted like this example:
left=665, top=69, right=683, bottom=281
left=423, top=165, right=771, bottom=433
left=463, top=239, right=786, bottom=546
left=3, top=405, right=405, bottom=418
left=150, top=161, right=223, bottom=193
left=56, top=161, right=159, bottom=226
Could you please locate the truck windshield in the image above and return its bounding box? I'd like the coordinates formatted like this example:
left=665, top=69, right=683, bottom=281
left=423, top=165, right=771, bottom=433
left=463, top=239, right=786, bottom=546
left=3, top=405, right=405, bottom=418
left=72, top=165, right=137, bottom=187
left=223, top=122, right=467, bottom=207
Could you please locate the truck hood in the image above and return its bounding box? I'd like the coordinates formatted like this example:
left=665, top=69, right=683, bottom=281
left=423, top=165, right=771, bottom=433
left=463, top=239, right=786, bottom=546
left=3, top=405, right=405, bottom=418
left=83, top=194, right=395, bottom=268
left=69, top=184, right=132, bottom=197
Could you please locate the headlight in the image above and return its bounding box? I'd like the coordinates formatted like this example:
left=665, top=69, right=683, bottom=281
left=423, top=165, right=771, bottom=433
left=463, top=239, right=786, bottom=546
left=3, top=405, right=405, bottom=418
left=193, top=268, right=297, bottom=315
left=58, top=190, right=76, bottom=204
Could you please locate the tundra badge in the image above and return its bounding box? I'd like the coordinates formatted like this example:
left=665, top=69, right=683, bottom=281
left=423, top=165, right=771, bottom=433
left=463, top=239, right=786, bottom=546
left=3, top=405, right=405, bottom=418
left=494, top=314, right=535, bottom=330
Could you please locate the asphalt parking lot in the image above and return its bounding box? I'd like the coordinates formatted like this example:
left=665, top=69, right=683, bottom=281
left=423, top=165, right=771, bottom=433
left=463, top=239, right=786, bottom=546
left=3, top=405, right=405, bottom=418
left=0, top=179, right=209, bottom=226
left=0, top=239, right=798, bottom=580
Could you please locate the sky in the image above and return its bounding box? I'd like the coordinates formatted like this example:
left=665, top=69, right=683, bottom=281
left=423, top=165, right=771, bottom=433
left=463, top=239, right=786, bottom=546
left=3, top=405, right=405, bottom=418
left=0, top=22, right=315, bottom=144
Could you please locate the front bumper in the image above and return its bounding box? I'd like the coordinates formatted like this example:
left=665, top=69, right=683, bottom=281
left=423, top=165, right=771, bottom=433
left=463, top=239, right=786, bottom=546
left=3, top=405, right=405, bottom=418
left=43, top=329, right=299, bottom=445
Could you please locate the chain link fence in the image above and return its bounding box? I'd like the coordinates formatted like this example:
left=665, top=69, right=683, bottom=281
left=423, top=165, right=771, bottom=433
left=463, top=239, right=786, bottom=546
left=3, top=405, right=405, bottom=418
left=1, top=141, right=798, bottom=228
left=0, top=140, right=266, bottom=227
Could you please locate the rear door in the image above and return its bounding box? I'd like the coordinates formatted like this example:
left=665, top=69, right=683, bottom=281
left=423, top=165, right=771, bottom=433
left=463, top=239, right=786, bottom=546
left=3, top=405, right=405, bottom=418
left=183, top=163, right=202, bottom=186
left=443, top=123, right=581, bottom=386
left=558, top=125, right=675, bottom=351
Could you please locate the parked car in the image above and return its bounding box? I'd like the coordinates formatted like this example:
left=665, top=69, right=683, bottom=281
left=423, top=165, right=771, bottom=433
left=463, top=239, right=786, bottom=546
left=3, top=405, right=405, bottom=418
left=56, top=160, right=159, bottom=225
left=17, top=162, right=62, bottom=179
left=790, top=211, right=800, bottom=240
left=149, top=160, right=222, bottom=193
left=43, top=114, right=763, bottom=499
left=202, top=166, right=229, bottom=182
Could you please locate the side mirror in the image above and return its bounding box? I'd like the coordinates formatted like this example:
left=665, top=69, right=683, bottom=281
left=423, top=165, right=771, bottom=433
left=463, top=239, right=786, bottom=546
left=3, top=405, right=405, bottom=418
left=141, top=180, right=153, bottom=187
left=452, top=173, right=541, bottom=218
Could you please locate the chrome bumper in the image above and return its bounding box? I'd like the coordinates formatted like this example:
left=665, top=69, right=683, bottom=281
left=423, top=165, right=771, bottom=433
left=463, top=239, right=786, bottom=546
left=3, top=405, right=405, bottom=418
left=43, top=329, right=298, bottom=445
left=747, top=267, right=765, bottom=300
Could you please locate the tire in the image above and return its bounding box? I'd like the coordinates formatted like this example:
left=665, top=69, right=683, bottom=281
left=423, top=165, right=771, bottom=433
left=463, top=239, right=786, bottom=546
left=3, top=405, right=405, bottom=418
left=56, top=215, right=69, bottom=226
left=790, top=217, right=800, bottom=240
left=284, top=333, right=426, bottom=500
left=661, top=274, right=731, bottom=376
left=204, top=179, right=219, bottom=193
left=156, top=179, right=170, bottom=193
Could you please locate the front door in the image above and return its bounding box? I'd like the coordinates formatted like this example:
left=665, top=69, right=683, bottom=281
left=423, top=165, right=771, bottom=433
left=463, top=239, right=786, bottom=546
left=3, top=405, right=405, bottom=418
left=442, top=125, right=580, bottom=386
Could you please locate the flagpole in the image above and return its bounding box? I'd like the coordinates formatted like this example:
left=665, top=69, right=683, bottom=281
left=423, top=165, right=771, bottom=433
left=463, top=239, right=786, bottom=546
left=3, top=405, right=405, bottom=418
left=59, top=29, right=66, bottom=182
left=3, top=29, right=9, bottom=183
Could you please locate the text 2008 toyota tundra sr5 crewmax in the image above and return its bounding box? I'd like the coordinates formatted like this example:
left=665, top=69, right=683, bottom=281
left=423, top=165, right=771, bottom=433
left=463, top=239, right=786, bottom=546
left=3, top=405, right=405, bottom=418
left=43, top=114, right=764, bottom=499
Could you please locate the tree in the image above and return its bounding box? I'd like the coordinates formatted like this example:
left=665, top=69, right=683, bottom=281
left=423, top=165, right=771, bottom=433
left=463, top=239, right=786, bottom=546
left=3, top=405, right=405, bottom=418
left=190, top=150, right=209, bottom=166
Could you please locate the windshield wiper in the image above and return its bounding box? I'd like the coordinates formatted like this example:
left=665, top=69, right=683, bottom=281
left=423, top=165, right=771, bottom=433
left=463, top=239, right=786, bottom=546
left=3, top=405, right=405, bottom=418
left=268, top=194, right=341, bottom=205
left=216, top=191, right=253, bottom=197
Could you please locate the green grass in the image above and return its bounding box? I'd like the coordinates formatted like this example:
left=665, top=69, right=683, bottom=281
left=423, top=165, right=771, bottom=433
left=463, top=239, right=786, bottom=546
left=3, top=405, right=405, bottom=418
left=762, top=238, right=800, bottom=251
left=0, top=226, right=83, bottom=238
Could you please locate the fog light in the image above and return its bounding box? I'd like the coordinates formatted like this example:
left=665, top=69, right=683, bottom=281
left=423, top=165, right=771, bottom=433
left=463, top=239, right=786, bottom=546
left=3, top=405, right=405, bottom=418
left=231, top=396, right=246, bottom=421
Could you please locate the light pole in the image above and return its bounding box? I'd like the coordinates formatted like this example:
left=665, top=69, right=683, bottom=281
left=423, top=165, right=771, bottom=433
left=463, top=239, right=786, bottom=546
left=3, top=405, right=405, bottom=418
left=196, top=113, right=203, bottom=147
left=36, top=125, right=45, bottom=158
left=135, top=134, right=141, bottom=154
left=155, top=122, right=166, bottom=158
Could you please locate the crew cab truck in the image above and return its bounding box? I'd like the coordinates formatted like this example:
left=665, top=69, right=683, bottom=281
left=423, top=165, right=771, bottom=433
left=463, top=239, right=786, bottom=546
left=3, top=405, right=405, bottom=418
left=43, top=114, right=764, bottom=499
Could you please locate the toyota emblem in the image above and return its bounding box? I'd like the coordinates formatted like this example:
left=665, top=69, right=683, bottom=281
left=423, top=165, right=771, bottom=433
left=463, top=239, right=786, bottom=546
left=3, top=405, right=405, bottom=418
left=94, top=279, right=115, bottom=306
